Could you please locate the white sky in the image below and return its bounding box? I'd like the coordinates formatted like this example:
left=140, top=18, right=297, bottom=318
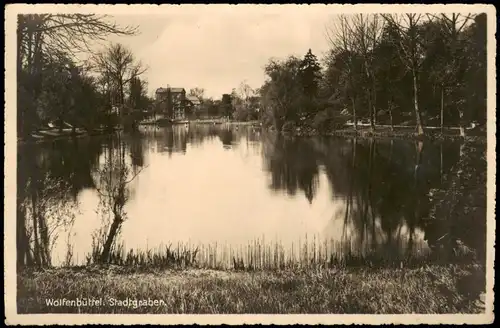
left=101, top=6, right=336, bottom=99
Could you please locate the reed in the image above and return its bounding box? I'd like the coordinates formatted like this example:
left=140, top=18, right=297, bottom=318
left=81, top=234, right=476, bottom=270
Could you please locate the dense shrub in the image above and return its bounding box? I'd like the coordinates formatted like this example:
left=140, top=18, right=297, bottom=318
left=281, top=121, right=297, bottom=134
left=312, top=110, right=330, bottom=132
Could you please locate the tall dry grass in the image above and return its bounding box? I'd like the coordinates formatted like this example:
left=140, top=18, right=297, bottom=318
left=77, top=233, right=476, bottom=270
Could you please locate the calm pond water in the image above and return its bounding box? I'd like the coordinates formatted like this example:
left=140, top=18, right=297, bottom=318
left=17, top=124, right=476, bottom=268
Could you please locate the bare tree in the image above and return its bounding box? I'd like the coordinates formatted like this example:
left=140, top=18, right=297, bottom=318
left=92, top=43, right=147, bottom=119
left=326, top=15, right=358, bottom=131
left=351, top=14, right=385, bottom=131
left=188, top=87, right=205, bottom=102
left=238, top=81, right=255, bottom=101
left=18, top=14, right=137, bottom=69
left=382, top=14, right=428, bottom=136
left=438, top=13, right=474, bottom=137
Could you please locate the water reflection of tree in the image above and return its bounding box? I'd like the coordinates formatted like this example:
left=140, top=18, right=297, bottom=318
left=32, top=138, right=102, bottom=198
left=218, top=127, right=235, bottom=149
left=21, top=173, right=78, bottom=267
left=348, top=139, right=440, bottom=258
left=124, top=130, right=145, bottom=172
left=17, top=138, right=102, bottom=268
left=217, top=125, right=261, bottom=150
left=262, top=133, right=320, bottom=203
left=92, top=134, right=145, bottom=263
left=186, top=124, right=219, bottom=147
left=261, top=133, right=465, bottom=259
left=334, top=139, right=383, bottom=256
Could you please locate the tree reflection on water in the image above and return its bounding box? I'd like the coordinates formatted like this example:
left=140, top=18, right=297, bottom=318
left=17, top=125, right=484, bottom=268
left=260, top=130, right=472, bottom=262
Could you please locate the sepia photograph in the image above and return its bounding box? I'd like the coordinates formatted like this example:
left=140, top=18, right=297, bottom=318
left=4, top=3, right=495, bottom=325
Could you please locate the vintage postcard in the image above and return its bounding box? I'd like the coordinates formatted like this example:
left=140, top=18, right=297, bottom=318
left=4, top=3, right=496, bottom=325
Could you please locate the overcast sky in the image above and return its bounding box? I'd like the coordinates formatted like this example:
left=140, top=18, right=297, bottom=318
left=101, top=6, right=336, bottom=99
left=9, top=4, right=486, bottom=99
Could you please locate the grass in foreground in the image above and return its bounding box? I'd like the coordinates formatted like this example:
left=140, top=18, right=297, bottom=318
left=18, top=264, right=485, bottom=314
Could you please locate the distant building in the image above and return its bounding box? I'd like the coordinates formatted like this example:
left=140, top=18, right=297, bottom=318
left=185, top=95, right=202, bottom=114
left=155, top=86, right=187, bottom=120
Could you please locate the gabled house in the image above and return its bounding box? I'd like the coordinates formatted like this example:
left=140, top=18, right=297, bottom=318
left=155, top=86, right=187, bottom=120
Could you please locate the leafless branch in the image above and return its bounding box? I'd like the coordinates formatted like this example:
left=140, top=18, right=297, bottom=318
left=18, top=13, right=139, bottom=67
left=124, top=165, right=149, bottom=185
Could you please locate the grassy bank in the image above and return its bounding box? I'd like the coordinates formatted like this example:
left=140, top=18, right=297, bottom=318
left=289, top=126, right=487, bottom=143
left=18, top=264, right=485, bottom=314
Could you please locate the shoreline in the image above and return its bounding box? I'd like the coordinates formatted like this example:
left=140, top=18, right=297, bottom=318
left=283, top=126, right=487, bottom=143
left=17, top=122, right=487, bottom=145
left=17, top=128, right=123, bottom=145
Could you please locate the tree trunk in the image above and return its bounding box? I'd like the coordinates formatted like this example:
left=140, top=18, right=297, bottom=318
left=458, top=109, right=466, bottom=138
left=459, top=125, right=465, bottom=138
left=33, top=31, right=43, bottom=94
left=440, top=143, right=443, bottom=185
left=459, top=141, right=465, bottom=159
left=17, top=20, right=26, bottom=137
left=25, top=29, right=35, bottom=136
left=412, top=70, right=424, bottom=136
left=27, top=28, right=33, bottom=76
left=17, top=19, right=24, bottom=73
left=351, top=97, right=357, bottom=131
left=368, top=90, right=375, bottom=132
left=371, top=79, right=377, bottom=130
left=31, top=194, right=41, bottom=266
left=388, top=101, right=394, bottom=132
left=100, top=215, right=123, bottom=263
left=372, top=92, right=377, bottom=127
left=119, top=76, right=125, bottom=126
left=58, top=116, right=63, bottom=133
left=38, top=214, right=50, bottom=267
left=17, top=206, right=32, bottom=268
left=440, top=86, right=444, bottom=134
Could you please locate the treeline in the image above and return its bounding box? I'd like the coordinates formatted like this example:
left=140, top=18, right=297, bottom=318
left=17, top=14, right=153, bottom=138
left=258, top=13, right=487, bottom=137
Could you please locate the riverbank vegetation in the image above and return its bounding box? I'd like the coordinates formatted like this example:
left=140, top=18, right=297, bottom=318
left=18, top=264, right=485, bottom=314
left=189, top=13, right=487, bottom=140
left=17, top=14, right=153, bottom=141
left=16, top=129, right=487, bottom=314
left=255, top=13, right=487, bottom=138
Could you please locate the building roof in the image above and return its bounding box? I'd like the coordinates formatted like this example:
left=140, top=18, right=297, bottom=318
left=186, top=95, right=201, bottom=105
left=156, top=87, right=185, bottom=94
